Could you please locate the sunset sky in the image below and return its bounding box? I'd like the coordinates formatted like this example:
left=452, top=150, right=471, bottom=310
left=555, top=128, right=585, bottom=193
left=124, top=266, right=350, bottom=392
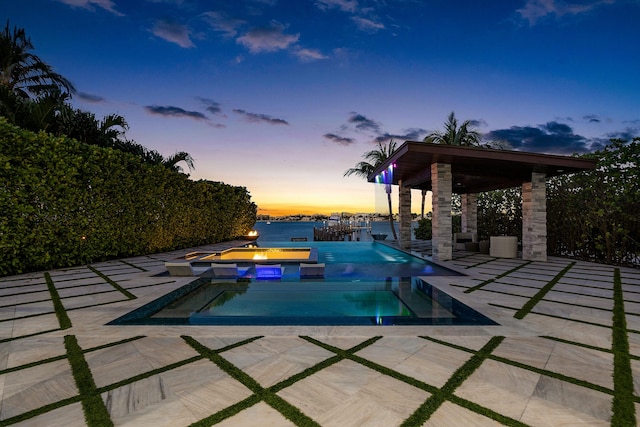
left=5, top=0, right=639, bottom=216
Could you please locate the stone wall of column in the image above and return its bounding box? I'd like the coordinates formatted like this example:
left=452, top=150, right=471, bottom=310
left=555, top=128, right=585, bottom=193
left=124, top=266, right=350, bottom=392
left=431, top=163, right=452, bottom=261
left=398, top=181, right=412, bottom=250
left=461, top=193, right=478, bottom=234
left=522, top=172, right=547, bottom=261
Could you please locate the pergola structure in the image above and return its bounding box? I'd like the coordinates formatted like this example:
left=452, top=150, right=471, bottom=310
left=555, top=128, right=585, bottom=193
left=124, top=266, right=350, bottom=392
left=368, top=142, right=598, bottom=262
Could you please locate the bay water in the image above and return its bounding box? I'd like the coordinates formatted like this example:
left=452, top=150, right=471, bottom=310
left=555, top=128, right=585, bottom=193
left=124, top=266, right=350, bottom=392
left=252, top=221, right=418, bottom=242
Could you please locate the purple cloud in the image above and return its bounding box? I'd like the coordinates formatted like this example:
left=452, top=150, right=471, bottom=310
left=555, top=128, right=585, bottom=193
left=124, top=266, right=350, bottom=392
left=516, top=0, right=615, bottom=25
left=55, top=0, right=124, bottom=16
left=197, top=97, right=223, bottom=115
left=233, top=109, right=289, bottom=125
left=351, top=16, right=385, bottom=33
left=236, top=22, right=299, bottom=53
left=324, top=133, right=355, bottom=146
left=485, top=121, right=591, bottom=154
left=201, top=11, right=246, bottom=38
left=315, top=0, right=358, bottom=13
left=348, top=112, right=381, bottom=133
left=77, top=92, right=106, bottom=103
left=151, top=20, right=194, bottom=48
left=145, top=105, right=208, bottom=121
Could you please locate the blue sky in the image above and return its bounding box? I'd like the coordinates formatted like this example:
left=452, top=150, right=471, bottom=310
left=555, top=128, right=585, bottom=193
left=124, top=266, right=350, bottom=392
left=5, top=0, right=640, bottom=215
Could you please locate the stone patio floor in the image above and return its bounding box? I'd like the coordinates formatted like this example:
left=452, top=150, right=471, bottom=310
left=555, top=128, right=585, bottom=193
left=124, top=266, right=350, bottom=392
left=0, top=240, right=638, bottom=426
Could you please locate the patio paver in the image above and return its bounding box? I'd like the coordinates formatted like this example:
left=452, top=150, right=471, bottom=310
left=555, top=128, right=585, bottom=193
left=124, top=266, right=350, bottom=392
left=0, top=241, right=637, bottom=426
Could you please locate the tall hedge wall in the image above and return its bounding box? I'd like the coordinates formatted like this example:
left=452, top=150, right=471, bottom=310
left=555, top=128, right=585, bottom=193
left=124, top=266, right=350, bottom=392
left=0, top=118, right=257, bottom=276
left=546, top=139, right=639, bottom=266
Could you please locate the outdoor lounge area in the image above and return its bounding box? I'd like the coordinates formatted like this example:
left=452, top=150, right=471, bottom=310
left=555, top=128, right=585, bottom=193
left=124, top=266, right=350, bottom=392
left=369, top=142, right=598, bottom=263
left=0, top=239, right=638, bottom=426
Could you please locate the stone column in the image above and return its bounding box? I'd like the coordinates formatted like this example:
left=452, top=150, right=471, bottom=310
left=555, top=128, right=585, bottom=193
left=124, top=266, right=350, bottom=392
left=431, top=163, right=452, bottom=261
left=398, top=180, right=412, bottom=250
left=522, top=172, right=547, bottom=261
left=461, top=193, right=478, bottom=234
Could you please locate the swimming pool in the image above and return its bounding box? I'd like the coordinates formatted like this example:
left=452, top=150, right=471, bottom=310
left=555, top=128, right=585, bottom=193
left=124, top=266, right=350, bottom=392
left=109, top=277, right=495, bottom=326
left=110, top=241, right=496, bottom=326
left=242, top=241, right=462, bottom=278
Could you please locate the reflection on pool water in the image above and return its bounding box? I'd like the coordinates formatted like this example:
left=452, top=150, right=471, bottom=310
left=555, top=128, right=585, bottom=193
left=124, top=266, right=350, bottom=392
left=109, top=241, right=497, bottom=326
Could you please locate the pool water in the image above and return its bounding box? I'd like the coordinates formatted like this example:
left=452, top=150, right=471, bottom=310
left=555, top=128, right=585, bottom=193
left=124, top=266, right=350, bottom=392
left=109, top=241, right=496, bottom=326
left=247, top=241, right=462, bottom=279
left=110, top=278, right=496, bottom=326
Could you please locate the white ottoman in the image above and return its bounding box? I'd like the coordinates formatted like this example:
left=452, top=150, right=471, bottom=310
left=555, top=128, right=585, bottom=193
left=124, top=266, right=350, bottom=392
left=490, top=236, right=518, bottom=258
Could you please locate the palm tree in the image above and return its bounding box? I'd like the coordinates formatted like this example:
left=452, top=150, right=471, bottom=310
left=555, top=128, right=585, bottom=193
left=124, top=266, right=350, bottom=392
left=344, top=140, right=399, bottom=240
left=423, top=111, right=481, bottom=147
left=418, top=111, right=482, bottom=217
left=162, top=151, right=195, bottom=173
left=0, top=20, right=75, bottom=99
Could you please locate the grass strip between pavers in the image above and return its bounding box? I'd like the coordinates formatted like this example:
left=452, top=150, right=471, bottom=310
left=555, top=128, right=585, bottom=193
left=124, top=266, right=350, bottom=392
left=301, top=335, right=439, bottom=394
left=513, top=262, right=575, bottom=319
left=64, top=334, right=114, bottom=427
left=182, top=335, right=323, bottom=427
left=0, top=335, right=146, bottom=376
left=464, top=261, right=533, bottom=293
left=611, top=268, right=637, bottom=426
left=423, top=335, right=626, bottom=399
left=44, top=272, right=72, bottom=329
left=0, top=335, right=151, bottom=426
left=400, top=336, right=517, bottom=427
left=87, top=265, right=136, bottom=300
left=302, top=336, right=527, bottom=427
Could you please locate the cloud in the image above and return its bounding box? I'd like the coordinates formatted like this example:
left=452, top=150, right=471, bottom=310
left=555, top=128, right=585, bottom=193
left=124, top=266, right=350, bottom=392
left=233, top=109, right=289, bottom=125
left=605, top=127, right=640, bottom=141
left=583, top=114, right=601, bottom=123
left=485, top=121, right=591, bottom=154
left=197, top=97, right=223, bottom=115
left=324, top=133, right=355, bottom=146
left=293, top=47, right=328, bottom=62
left=55, top=0, right=124, bottom=16
left=315, top=0, right=387, bottom=33
left=236, top=22, right=299, bottom=53
left=151, top=20, right=194, bottom=48
left=147, top=0, right=186, bottom=5
left=145, top=105, right=208, bottom=121
left=348, top=112, right=381, bottom=133
left=329, top=113, right=427, bottom=146
left=315, top=0, right=358, bottom=13
left=516, top=0, right=615, bottom=25
left=399, top=128, right=428, bottom=141
left=201, top=11, right=246, bottom=38
left=77, top=92, right=106, bottom=103
left=351, top=16, right=384, bottom=32
left=469, top=118, right=488, bottom=128
left=372, top=128, right=428, bottom=144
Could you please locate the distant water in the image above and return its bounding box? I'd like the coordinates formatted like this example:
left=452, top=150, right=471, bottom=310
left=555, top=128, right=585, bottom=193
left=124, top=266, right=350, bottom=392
left=252, top=221, right=417, bottom=242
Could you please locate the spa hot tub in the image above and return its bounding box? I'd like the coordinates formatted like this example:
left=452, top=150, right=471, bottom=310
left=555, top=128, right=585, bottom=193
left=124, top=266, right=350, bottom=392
left=198, top=247, right=318, bottom=264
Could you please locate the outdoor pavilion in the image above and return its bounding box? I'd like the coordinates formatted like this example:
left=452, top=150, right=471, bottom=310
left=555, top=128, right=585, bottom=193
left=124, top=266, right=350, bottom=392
left=368, top=142, right=598, bottom=262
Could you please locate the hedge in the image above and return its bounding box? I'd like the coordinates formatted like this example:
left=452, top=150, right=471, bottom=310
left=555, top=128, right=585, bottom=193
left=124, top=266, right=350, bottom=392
left=0, top=117, right=257, bottom=276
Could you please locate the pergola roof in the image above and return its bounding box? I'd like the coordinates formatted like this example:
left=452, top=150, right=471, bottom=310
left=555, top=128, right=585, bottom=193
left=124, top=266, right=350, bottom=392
left=368, top=142, right=598, bottom=194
